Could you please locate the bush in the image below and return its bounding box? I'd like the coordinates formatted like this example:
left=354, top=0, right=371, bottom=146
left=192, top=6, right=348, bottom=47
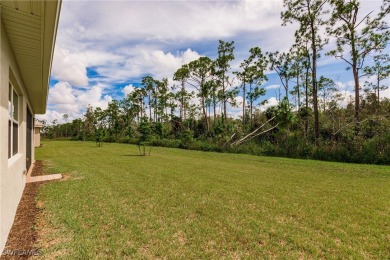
left=150, top=139, right=181, bottom=148
left=186, top=140, right=221, bottom=152
left=104, top=136, right=117, bottom=143
left=362, top=134, right=390, bottom=165
left=179, top=130, right=194, bottom=149
left=67, top=128, right=389, bottom=165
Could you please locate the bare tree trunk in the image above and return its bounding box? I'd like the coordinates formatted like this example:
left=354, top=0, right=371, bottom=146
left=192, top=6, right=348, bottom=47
left=208, top=104, right=211, bottom=123
left=323, top=91, right=326, bottom=112
left=201, top=96, right=209, bottom=131
left=285, top=80, right=289, bottom=101
left=184, top=103, right=186, bottom=120
left=311, top=25, right=319, bottom=141
left=297, top=75, right=301, bottom=112
left=353, top=65, right=360, bottom=131
left=249, top=83, right=253, bottom=128
left=242, top=80, right=246, bottom=128
left=149, top=95, right=152, bottom=122
left=377, top=74, right=380, bottom=103
left=180, top=81, right=184, bottom=121
left=377, top=73, right=380, bottom=108
left=232, top=115, right=277, bottom=146
left=305, top=59, right=310, bottom=138
left=223, top=75, right=227, bottom=123
left=154, top=97, right=157, bottom=122
left=213, top=98, right=217, bottom=124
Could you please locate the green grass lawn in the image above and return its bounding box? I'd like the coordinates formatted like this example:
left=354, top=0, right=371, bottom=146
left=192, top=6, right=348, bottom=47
left=35, top=140, right=390, bottom=259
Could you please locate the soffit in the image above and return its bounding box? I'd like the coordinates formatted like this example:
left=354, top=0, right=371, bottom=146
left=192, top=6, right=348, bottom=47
left=1, top=0, right=61, bottom=114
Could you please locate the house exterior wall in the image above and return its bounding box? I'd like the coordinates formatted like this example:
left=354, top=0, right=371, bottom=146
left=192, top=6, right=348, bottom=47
left=0, top=11, right=35, bottom=251
left=34, top=127, right=41, bottom=147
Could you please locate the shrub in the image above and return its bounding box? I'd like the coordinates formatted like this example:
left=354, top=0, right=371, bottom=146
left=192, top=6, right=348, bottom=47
left=150, top=139, right=181, bottom=148
left=179, top=130, right=194, bottom=149
left=362, top=134, right=390, bottom=165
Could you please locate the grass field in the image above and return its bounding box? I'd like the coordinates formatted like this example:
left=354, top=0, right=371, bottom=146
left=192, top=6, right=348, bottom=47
left=35, top=140, right=390, bottom=258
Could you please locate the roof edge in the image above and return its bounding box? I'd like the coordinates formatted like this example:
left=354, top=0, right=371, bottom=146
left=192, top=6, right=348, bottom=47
left=37, top=0, right=61, bottom=114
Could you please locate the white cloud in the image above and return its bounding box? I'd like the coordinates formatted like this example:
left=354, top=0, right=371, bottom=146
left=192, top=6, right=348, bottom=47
left=380, top=88, right=390, bottom=99
left=335, top=81, right=347, bottom=89
left=132, top=48, right=201, bottom=78
left=51, top=0, right=294, bottom=87
left=95, top=48, right=201, bottom=82
left=42, top=82, right=113, bottom=123
left=36, top=110, right=69, bottom=125
left=346, top=80, right=355, bottom=88
left=83, top=50, right=123, bottom=67
left=51, top=46, right=126, bottom=85
left=51, top=47, right=89, bottom=86
left=227, top=96, right=278, bottom=118
left=48, top=82, right=76, bottom=105
left=265, top=84, right=281, bottom=90
left=122, top=84, right=135, bottom=96
left=58, top=1, right=285, bottom=44
left=259, top=97, right=279, bottom=111
left=77, top=84, right=112, bottom=110
left=234, top=96, right=244, bottom=106
left=337, top=90, right=355, bottom=107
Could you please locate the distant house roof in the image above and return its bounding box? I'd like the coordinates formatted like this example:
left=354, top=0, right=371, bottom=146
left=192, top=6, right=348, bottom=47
left=1, top=0, right=61, bottom=114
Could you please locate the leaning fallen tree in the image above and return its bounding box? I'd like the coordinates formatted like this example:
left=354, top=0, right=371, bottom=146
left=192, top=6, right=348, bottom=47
left=230, top=115, right=279, bottom=146
left=229, top=97, right=292, bottom=146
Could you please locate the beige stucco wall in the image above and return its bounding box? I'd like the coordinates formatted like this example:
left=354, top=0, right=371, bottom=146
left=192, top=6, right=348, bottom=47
left=34, top=127, right=41, bottom=147
left=0, top=9, right=36, bottom=251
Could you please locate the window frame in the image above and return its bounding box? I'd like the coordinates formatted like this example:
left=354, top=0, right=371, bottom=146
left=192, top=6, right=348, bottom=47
left=8, top=82, right=20, bottom=159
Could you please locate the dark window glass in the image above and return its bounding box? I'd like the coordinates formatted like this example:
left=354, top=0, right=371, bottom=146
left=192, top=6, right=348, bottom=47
left=9, top=84, right=12, bottom=100
left=13, top=91, right=18, bottom=121
left=13, top=122, right=18, bottom=156
left=8, top=121, right=11, bottom=159
left=8, top=84, right=12, bottom=118
left=8, top=83, right=20, bottom=158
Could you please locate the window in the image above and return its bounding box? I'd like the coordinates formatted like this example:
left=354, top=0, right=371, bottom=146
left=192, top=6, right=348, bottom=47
left=8, top=83, right=19, bottom=158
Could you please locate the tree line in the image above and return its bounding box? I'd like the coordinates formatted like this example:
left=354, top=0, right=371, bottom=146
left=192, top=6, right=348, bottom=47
left=42, top=0, right=389, bottom=164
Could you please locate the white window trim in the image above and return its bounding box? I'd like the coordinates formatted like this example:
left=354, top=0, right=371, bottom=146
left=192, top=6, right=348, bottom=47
left=8, top=82, right=20, bottom=159
left=8, top=154, right=23, bottom=168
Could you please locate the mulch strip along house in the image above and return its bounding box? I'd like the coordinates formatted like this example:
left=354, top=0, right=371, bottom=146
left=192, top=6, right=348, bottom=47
left=0, top=0, right=61, bottom=252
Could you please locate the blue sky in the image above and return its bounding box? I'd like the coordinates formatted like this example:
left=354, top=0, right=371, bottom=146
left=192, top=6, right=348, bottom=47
left=38, top=0, right=388, bottom=123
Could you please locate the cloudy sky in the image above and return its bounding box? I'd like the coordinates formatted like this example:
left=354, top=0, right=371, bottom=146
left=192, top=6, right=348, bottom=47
left=38, top=0, right=388, bottom=123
